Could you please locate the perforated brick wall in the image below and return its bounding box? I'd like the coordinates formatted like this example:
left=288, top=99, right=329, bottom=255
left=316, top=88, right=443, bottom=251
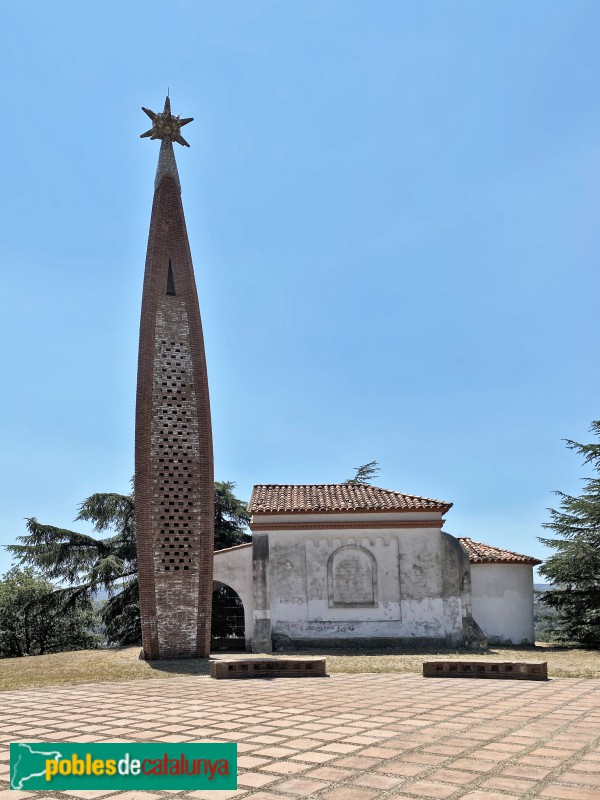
left=152, top=308, right=199, bottom=576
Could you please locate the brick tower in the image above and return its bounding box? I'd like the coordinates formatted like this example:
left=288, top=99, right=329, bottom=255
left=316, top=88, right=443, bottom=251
left=135, top=97, right=214, bottom=659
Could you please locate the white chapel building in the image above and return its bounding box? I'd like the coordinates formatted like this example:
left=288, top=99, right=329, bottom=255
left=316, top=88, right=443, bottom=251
left=213, top=483, right=540, bottom=652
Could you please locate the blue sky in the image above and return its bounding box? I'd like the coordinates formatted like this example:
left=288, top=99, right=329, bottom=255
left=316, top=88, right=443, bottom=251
left=1, top=0, right=599, bottom=578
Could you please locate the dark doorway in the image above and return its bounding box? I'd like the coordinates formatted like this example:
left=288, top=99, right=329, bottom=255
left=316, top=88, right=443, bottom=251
left=211, top=583, right=245, bottom=651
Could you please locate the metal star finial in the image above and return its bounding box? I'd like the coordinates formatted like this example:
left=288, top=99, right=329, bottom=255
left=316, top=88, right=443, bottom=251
left=140, top=96, right=193, bottom=147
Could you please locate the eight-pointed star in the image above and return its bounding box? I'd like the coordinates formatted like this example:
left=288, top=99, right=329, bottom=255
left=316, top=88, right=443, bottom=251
left=140, top=96, right=193, bottom=147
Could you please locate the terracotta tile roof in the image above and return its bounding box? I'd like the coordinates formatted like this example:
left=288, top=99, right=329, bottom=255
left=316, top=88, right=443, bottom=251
left=214, top=542, right=253, bottom=554
left=248, top=484, right=452, bottom=514
left=458, top=537, right=542, bottom=565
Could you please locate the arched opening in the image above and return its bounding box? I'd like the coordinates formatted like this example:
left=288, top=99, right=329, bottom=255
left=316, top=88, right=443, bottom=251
left=211, top=581, right=246, bottom=652
left=327, top=545, right=378, bottom=608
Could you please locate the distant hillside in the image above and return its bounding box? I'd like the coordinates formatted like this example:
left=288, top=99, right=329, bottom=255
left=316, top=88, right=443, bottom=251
left=534, top=584, right=560, bottom=641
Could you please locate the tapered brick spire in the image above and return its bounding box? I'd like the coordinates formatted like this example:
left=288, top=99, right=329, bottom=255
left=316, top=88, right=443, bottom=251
left=135, top=97, right=214, bottom=659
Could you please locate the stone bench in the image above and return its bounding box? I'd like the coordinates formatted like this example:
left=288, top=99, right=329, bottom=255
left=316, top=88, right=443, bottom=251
left=423, top=660, right=548, bottom=680
left=210, top=657, right=327, bottom=680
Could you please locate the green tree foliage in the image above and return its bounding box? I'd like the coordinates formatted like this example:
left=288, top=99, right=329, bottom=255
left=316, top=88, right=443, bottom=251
left=343, top=460, right=381, bottom=485
left=533, top=589, right=561, bottom=643
left=6, top=483, right=251, bottom=649
left=213, top=481, right=251, bottom=551
left=538, top=421, right=600, bottom=648
left=0, top=567, right=97, bottom=658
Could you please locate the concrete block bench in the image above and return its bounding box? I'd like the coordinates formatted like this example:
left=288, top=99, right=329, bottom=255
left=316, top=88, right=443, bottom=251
left=423, top=660, right=548, bottom=680
left=210, top=657, right=327, bottom=680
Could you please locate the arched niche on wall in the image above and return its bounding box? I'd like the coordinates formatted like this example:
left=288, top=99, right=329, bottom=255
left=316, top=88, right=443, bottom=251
left=327, top=545, right=378, bottom=608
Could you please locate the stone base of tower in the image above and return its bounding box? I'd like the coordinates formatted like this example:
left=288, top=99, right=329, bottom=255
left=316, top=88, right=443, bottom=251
left=141, top=640, right=211, bottom=661
left=139, top=601, right=212, bottom=660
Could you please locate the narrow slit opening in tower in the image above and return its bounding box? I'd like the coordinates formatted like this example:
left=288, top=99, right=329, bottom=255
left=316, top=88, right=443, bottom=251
left=166, top=260, right=176, bottom=295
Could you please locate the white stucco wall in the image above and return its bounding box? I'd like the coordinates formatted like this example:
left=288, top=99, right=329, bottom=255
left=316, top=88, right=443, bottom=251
left=213, top=544, right=254, bottom=644
left=258, top=518, right=471, bottom=644
left=212, top=516, right=496, bottom=649
left=470, top=563, right=535, bottom=644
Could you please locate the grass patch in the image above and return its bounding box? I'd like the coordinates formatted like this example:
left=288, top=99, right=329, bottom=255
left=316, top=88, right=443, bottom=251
left=322, top=643, right=600, bottom=679
left=0, top=643, right=599, bottom=692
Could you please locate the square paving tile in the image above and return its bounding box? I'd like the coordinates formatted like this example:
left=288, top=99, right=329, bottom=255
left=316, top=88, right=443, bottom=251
left=303, top=766, right=355, bottom=780
left=480, top=775, right=538, bottom=793
left=237, top=770, right=278, bottom=787
left=259, top=760, right=308, bottom=775
left=289, top=751, right=337, bottom=764
left=271, top=777, right=330, bottom=795
left=428, top=769, right=479, bottom=786
left=321, top=787, right=379, bottom=800
left=406, top=780, right=458, bottom=798
left=352, top=772, right=403, bottom=789
left=539, top=787, right=600, bottom=800
left=460, top=792, right=521, bottom=800
left=183, top=791, right=245, bottom=799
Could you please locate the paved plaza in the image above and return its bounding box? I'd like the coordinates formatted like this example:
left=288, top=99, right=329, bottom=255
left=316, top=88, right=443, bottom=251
left=1, top=672, right=599, bottom=800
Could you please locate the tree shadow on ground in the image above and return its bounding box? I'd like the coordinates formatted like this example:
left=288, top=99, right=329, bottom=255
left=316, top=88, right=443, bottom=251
left=274, top=643, right=560, bottom=656
left=138, top=642, right=585, bottom=677
left=143, top=657, right=212, bottom=675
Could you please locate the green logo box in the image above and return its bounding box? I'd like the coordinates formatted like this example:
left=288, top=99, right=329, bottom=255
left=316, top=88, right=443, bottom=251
left=10, top=742, right=237, bottom=790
